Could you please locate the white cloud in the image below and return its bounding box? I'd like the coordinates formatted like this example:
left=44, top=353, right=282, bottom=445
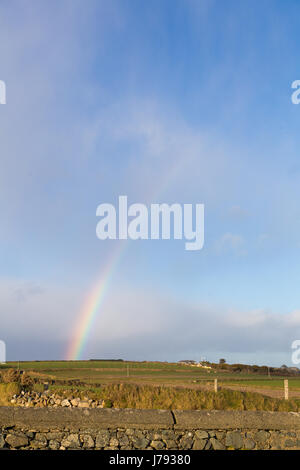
left=0, top=275, right=298, bottom=366
left=285, top=310, right=300, bottom=327
left=0, top=278, right=82, bottom=341
left=226, top=309, right=268, bottom=328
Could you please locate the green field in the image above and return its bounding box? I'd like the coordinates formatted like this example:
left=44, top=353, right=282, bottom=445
left=3, top=360, right=300, bottom=395
left=3, top=360, right=213, bottom=385
left=2, top=360, right=300, bottom=410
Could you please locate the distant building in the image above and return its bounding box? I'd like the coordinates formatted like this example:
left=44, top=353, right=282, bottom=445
left=178, top=360, right=212, bottom=370
left=197, top=363, right=212, bottom=369
left=178, top=360, right=196, bottom=365
left=288, top=367, right=300, bottom=373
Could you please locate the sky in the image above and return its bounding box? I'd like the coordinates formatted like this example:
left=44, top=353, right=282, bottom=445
left=1, top=0, right=300, bottom=365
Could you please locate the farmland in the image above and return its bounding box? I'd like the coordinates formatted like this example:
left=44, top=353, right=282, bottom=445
left=2, top=360, right=300, bottom=400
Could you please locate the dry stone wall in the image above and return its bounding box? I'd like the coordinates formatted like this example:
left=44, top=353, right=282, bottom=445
left=10, top=390, right=107, bottom=408
left=1, top=408, right=300, bottom=450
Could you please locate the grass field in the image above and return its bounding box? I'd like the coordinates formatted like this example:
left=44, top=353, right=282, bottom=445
left=3, top=360, right=214, bottom=385
left=2, top=360, right=300, bottom=396
left=2, top=360, right=300, bottom=407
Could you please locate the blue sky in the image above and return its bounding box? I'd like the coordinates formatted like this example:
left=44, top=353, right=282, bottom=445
left=1, top=0, right=300, bottom=365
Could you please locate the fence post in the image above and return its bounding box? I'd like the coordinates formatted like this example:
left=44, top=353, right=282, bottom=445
left=214, top=378, right=218, bottom=393
left=284, top=379, right=289, bottom=400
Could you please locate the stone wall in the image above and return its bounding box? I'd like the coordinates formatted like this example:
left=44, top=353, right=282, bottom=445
left=10, top=390, right=107, bottom=408
left=1, top=407, right=300, bottom=450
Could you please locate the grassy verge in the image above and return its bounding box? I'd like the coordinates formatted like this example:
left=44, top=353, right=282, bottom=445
left=0, top=383, right=21, bottom=406
left=36, top=382, right=300, bottom=411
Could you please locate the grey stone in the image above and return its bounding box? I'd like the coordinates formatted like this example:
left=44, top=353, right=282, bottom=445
left=71, top=398, right=80, bottom=407
left=118, top=435, right=130, bottom=447
left=110, top=437, right=119, bottom=448
left=132, top=430, right=145, bottom=439
left=193, top=438, right=207, bottom=450
left=225, top=431, right=243, bottom=449
left=255, top=430, right=270, bottom=443
left=269, top=435, right=282, bottom=450
left=164, top=439, right=178, bottom=449
left=210, top=438, right=226, bottom=450
left=82, top=434, right=95, bottom=449
left=49, top=439, right=60, bottom=450
left=150, top=440, right=165, bottom=450
left=34, top=432, right=47, bottom=440
left=61, top=433, right=81, bottom=449
left=6, top=433, right=29, bottom=448
left=195, top=430, right=209, bottom=439
left=204, top=440, right=212, bottom=450
left=161, top=430, right=176, bottom=440
left=174, top=410, right=300, bottom=431
left=78, top=401, right=90, bottom=408
left=61, top=399, right=71, bottom=407
left=31, top=435, right=48, bottom=449
left=179, top=436, right=193, bottom=450
left=46, top=432, right=65, bottom=440
left=132, top=437, right=150, bottom=449
left=96, top=430, right=110, bottom=448
left=244, top=438, right=256, bottom=450
left=2, top=408, right=300, bottom=451
left=125, top=429, right=135, bottom=435
left=285, top=439, right=296, bottom=448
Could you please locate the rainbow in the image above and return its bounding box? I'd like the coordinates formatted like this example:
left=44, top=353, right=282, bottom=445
left=65, top=241, right=126, bottom=360
left=66, top=155, right=188, bottom=360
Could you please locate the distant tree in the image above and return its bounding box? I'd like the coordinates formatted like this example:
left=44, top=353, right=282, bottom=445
left=219, top=358, right=226, bottom=364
